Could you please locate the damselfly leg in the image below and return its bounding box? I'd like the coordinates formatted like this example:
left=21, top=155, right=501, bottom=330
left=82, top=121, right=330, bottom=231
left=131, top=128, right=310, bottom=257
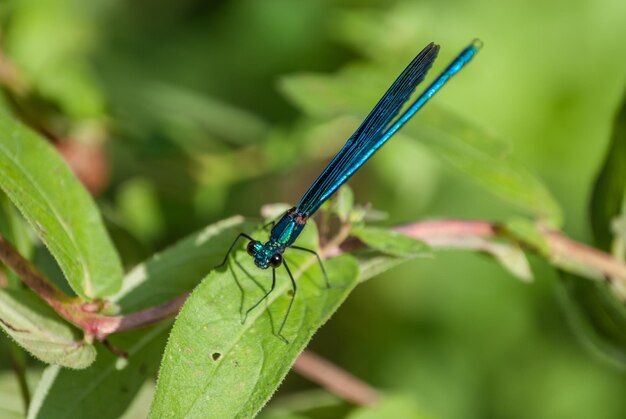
left=218, top=232, right=255, bottom=268
left=278, top=259, right=297, bottom=343
left=290, top=245, right=334, bottom=289
left=243, top=268, right=277, bottom=323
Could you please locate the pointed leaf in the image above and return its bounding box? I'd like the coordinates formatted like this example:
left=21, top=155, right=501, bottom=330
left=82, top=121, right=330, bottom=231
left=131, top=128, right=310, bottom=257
left=590, top=88, right=626, bottom=249
left=150, top=222, right=359, bottom=418
left=333, top=185, right=354, bottom=223
left=558, top=87, right=626, bottom=367
left=0, top=112, right=123, bottom=298
left=0, top=288, right=95, bottom=368
left=29, top=216, right=253, bottom=418
left=352, top=226, right=430, bottom=258
left=114, top=216, right=254, bottom=311
left=27, top=327, right=168, bottom=419
left=558, top=274, right=626, bottom=367
left=503, top=218, right=550, bottom=255
left=353, top=251, right=409, bottom=283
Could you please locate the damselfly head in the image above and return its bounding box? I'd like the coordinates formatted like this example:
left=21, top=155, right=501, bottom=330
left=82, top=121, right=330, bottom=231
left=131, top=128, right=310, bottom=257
left=249, top=240, right=283, bottom=269
left=253, top=250, right=283, bottom=269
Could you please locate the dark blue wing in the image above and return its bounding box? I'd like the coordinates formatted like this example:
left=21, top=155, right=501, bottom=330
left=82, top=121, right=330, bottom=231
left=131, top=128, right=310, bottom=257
left=296, top=42, right=440, bottom=215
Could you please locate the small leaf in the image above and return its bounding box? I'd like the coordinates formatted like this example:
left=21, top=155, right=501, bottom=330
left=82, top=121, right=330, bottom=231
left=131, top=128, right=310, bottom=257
left=482, top=240, right=533, bottom=282
left=360, top=235, right=532, bottom=283
left=334, top=185, right=354, bottom=222
left=117, top=81, right=269, bottom=147
left=114, top=216, right=254, bottom=312
left=590, top=89, right=626, bottom=250
left=0, top=112, right=123, bottom=298
left=558, top=87, right=626, bottom=367
left=0, top=288, right=95, bottom=369
left=503, top=218, right=550, bottom=255
left=150, top=223, right=359, bottom=418
left=558, top=274, right=626, bottom=367
left=27, top=326, right=168, bottom=419
left=353, top=226, right=430, bottom=258
left=414, top=124, right=562, bottom=226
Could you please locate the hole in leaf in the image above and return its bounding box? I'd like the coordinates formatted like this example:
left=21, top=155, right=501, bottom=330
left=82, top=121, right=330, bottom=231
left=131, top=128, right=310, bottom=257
left=212, top=352, right=222, bottom=361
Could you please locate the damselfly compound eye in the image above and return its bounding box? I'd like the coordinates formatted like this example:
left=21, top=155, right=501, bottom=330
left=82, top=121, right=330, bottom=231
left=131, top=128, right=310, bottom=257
left=269, top=253, right=282, bottom=268
left=247, top=241, right=258, bottom=256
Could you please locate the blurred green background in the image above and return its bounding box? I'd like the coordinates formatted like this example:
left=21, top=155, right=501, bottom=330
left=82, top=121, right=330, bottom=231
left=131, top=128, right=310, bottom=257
left=1, top=0, right=626, bottom=418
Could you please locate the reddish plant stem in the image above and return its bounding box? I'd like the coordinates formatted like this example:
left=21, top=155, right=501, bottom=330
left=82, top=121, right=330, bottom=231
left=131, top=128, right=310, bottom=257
left=395, top=220, right=626, bottom=285
left=117, top=294, right=189, bottom=331
left=2, top=219, right=626, bottom=342
left=0, top=236, right=185, bottom=340
left=293, top=350, right=379, bottom=406
left=3, top=219, right=626, bottom=405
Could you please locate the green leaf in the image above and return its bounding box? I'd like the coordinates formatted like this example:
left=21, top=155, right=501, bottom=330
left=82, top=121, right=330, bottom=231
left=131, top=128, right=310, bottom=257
left=590, top=89, right=626, bottom=250
left=353, top=226, right=430, bottom=258
left=114, top=215, right=254, bottom=312
left=503, top=218, right=550, bottom=255
left=0, top=111, right=123, bottom=298
left=414, top=122, right=562, bottom=226
left=0, top=288, right=95, bottom=369
left=353, top=251, right=409, bottom=283
left=334, top=185, right=354, bottom=223
left=480, top=240, right=533, bottom=282
left=27, top=327, right=168, bottom=419
left=115, top=81, right=269, bottom=148
left=29, top=216, right=254, bottom=418
left=150, top=224, right=360, bottom=418
left=0, top=191, right=32, bottom=259
left=6, top=0, right=105, bottom=119
left=354, top=225, right=531, bottom=282
left=280, top=71, right=562, bottom=226
left=120, top=380, right=157, bottom=419
left=0, top=191, right=32, bottom=288
left=558, top=275, right=626, bottom=367
left=558, top=88, right=626, bottom=367
left=0, top=370, right=40, bottom=419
